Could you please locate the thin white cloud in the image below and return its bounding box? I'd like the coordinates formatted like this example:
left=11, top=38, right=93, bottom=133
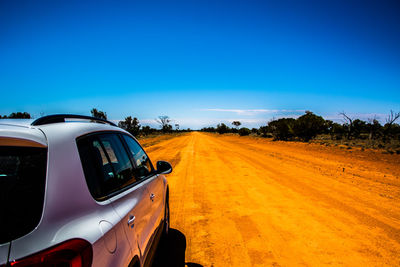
left=202, top=108, right=304, bottom=115
left=137, top=117, right=269, bottom=129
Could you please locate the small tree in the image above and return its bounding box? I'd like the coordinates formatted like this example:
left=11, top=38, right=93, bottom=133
left=339, top=112, right=354, bottom=139
left=216, top=123, right=229, bottom=134
left=330, top=122, right=345, bottom=140
left=118, top=116, right=140, bottom=137
left=238, top=127, right=251, bottom=136
left=232, top=121, right=241, bottom=128
left=91, top=108, right=107, bottom=120
left=268, top=118, right=296, bottom=140
left=352, top=119, right=367, bottom=139
left=366, top=118, right=382, bottom=140
left=293, top=111, right=326, bottom=141
left=156, top=116, right=172, bottom=133
left=383, top=110, right=400, bottom=142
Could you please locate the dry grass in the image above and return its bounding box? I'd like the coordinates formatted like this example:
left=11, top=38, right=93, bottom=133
left=137, top=132, right=189, bottom=148
left=311, top=134, right=400, bottom=154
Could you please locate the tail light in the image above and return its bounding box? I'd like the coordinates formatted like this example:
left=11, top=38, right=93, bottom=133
left=9, top=239, right=92, bottom=267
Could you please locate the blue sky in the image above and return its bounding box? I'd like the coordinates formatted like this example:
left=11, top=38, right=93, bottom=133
left=1, top=0, right=399, bottom=129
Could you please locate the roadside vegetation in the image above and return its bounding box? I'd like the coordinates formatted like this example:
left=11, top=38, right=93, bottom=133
left=201, top=110, right=400, bottom=154
left=0, top=112, right=31, bottom=119
left=90, top=109, right=190, bottom=139
left=2, top=109, right=399, bottom=153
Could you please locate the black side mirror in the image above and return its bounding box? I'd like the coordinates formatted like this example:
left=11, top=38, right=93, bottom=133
left=156, top=161, right=172, bottom=174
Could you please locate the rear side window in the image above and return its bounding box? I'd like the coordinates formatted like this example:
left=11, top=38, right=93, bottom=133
left=0, top=146, right=47, bottom=244
left=122, top=135, right=154, bottom=178
left=77, top=133, right=137, bottom=200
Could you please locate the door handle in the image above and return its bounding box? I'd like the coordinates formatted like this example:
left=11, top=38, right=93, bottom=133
left=150, top=193, right=155, bottom=201
left=127, top=215, right=135, bottom=227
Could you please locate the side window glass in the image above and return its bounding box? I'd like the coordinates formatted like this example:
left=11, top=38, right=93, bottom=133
left=92, top=140, right=108, bottom=165
left=77, top=138, right=104, bottom=199
left=122, top=135, right=153, bottom=179
left=0, top=146, right=47, bottom=243
left=96, top=134, right=136, bottom=191
left=77, top=133, right=137, bottom=200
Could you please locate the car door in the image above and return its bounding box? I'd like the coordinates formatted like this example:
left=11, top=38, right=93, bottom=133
left=78, top=133, right=152, bottom=262
left=142, top=173, right=165, bottom=246
left=121, top=134, right=165, bottom=259
left=108, top=181, right=151, bottom=264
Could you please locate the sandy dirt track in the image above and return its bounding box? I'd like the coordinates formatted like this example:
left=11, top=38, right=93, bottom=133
left=147, top=132, right=400, bottom=266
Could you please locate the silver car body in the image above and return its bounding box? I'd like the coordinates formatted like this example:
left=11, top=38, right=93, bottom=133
left=0, top=120, right=169, bottom=267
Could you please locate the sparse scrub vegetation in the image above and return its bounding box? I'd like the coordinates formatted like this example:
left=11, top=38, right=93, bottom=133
left=199, top=110, right=400, bottom=153
left=2, top=109, right=399, bottom=153
left=118, top=116, right=141, bottom=137
left=0, top=112, right=31, bottom=119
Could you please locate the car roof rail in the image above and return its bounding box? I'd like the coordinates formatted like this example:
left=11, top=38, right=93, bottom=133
left=31, top=114, right=117, bottom=127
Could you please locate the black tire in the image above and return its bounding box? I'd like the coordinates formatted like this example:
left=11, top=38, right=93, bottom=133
left=163, top=194, right=170, bottom=237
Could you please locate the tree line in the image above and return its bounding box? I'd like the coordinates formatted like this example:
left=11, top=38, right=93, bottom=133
left=201, top=110, right=400, bottom=143
left=2, top=109, right=399, bottom=142
left=90, top=108, right=187, bottom=137
left=0, top=112, right=31, bottom=119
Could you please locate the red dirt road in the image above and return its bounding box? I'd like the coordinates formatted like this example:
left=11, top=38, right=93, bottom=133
left=147, top=132, right=400, bottom=266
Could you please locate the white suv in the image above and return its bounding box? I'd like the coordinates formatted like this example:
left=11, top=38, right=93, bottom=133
left=0, top=115, right=171, bottom=267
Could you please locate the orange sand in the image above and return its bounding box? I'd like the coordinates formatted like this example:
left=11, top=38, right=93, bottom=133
left=146, top=132, right=400, bottom=266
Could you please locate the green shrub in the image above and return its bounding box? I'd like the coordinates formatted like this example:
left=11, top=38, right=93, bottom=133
left=238, top=127, right=251, bottom=136
left=268, top=118, right=296, bottom=140
left=216, top=123, right=229, bottom=134
left=293, top=111, right=326, bottom=142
